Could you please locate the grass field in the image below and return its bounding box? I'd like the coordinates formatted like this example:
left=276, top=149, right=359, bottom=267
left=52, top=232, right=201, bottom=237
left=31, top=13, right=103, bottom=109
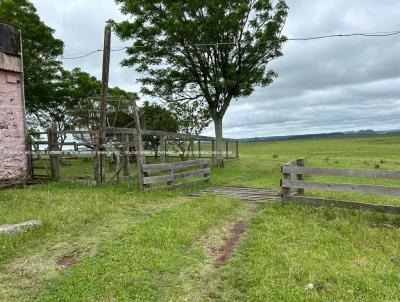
left=1, top=134, right=400, bottom=301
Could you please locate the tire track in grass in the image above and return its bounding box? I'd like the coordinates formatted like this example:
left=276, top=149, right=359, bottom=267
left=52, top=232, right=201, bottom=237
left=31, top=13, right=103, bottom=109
left=34, top=196, right=242, bottom=302
left=174, top=199, right=263, bottom=302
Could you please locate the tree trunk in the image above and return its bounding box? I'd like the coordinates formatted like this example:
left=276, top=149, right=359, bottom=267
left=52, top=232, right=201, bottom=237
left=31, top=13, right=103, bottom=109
left=213, top=116, right=224, bottom=168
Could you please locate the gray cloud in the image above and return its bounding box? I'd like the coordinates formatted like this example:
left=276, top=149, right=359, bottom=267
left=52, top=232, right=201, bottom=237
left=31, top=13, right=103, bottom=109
left=31, top=0, right=400, bottom=138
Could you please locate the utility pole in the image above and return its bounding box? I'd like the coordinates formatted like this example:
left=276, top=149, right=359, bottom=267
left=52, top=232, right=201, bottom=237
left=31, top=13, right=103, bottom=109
left=97, top=24, right=111, bottom=184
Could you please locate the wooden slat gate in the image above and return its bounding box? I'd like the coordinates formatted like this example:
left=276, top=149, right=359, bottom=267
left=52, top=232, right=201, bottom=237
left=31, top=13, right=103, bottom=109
left=28, top=135, right=51, bottom=181
left=141, top=159, right=211, bottom=191
left=281, top=159, right=400, bottom=215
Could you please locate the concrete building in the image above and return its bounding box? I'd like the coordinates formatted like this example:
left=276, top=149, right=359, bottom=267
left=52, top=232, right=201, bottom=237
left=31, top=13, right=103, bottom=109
left=0, top=22, right=28, bottom=185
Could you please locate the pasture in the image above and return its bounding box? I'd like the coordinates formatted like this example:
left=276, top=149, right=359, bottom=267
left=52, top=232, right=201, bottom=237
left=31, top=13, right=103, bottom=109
left=1, top=134, right=400, bottom=301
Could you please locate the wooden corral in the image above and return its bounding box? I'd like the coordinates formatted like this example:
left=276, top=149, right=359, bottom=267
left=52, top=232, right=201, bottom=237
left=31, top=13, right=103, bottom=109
left=28, top=126, right=239, bottom=189
left=281, top=159, right=400, bottom=215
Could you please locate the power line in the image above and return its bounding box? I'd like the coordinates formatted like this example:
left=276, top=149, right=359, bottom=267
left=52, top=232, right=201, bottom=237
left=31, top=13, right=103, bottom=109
left=61, top=46, right=130, bottom=60
left=56, top=29, right=400, bottom=60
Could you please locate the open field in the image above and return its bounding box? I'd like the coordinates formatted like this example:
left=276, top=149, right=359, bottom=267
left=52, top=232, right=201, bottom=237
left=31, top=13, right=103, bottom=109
left=1, top=134, right=400, bottom=301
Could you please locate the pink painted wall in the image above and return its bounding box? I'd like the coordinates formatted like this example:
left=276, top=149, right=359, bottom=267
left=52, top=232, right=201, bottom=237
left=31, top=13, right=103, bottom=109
left=0, top=52, right=27, bottom=182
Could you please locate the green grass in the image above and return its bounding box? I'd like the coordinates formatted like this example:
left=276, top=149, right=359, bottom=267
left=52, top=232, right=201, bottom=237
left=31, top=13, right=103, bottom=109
left=208, top=205, right=400, bottom=301
left=36, top=197, right=241, bottom=302
left=1, top=134, right=400, bottom=301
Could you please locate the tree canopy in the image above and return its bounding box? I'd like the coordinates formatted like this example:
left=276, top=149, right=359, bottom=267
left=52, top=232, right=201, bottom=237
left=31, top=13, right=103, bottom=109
left=114, top=0, right=288, bottom=166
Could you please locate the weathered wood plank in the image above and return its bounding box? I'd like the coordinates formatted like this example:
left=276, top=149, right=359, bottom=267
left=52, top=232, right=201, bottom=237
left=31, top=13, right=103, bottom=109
left=174, top=168, right=210, bottom=180
left=173, top=177, right=210, bottom=188
left=143, top=174, right=173, bottom=184
left=48, top=125, right=60, bottom=181
left=106, top=127, right=237, bottom=142
left=282, top=166, right=400, bottom=180
left=281, top=161, right=297, bottom=198
left=144, top=177, right=210, bottom=191
left=142, top=159, right=211, bottom=172
left=143, top=168, right=210, bottom=185
left=284, top=195, right=400, bottom=215
left=282, top=179, right=400, bottom=196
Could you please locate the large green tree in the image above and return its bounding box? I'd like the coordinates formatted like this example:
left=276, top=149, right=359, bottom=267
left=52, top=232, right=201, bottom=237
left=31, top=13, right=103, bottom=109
left=0, top=0, right=64, bottom=115
left=114, top=0, right=288, bottom=167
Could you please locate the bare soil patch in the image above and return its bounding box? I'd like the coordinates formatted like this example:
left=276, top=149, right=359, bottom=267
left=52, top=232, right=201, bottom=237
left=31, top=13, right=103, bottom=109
left=210, top=220, right=247, bottom=265
left=56, top=251, right=82, bottom=267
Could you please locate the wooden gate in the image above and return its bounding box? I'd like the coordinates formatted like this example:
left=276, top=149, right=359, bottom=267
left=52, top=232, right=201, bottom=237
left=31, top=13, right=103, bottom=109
left=140, top=159, right=211, bottom=191
left=281, top=159, right=400, bottom=214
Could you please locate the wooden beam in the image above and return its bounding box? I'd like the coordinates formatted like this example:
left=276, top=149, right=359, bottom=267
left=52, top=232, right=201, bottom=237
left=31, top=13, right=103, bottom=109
left=144, top=177, right=210, bottom=191
left=105, top=127, right=237, bottom=141
left=281, top=160, right=297, bottom=200
left=98, top=25, right=111, bottom=184
left=48, top=124, right=60, bottom=181
left=296, top=159, right=304, bottom=195
left=131, top=98, right=146, bottom=190
left=198, top=140, right=202, bottom=158
left=142, top=159, right=210, bottom=172
left=190, top=140, right=195, bottom=159
left=160, top=135, right=166, bottom=163
left=282, top=166, right=400, bottom=180
left=123, top=134, right=130, bottom=176
left=282, top=179, right=400, bottom=196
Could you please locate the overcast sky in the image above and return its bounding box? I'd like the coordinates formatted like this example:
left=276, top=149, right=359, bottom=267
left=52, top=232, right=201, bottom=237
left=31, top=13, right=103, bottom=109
left=31, top=0, right=400, bottom=138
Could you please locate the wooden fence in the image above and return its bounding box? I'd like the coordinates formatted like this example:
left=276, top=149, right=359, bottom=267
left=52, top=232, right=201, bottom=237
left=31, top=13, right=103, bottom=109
left=28, top=127, right=99, bottom=182
left=281, top=159, right=400, bottom=215
left=106, top=127, right=239, bottom=162
left=27, top=125, right=226, bottom=189
left=141, top=159, right=211, bottom=191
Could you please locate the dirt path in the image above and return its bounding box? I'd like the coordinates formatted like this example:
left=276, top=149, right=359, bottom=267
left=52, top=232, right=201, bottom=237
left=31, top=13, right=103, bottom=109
left=175, top=201, right=263, bottom=302
left=211, top=220, right=248, bottom=265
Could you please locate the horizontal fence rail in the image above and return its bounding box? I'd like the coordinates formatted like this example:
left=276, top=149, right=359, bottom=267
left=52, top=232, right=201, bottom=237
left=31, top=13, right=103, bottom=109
left=142, top=159, right=211, bottom=191
left=281, top=159, right=400, bottom=215
left=281, top=166, right=400, bottom=180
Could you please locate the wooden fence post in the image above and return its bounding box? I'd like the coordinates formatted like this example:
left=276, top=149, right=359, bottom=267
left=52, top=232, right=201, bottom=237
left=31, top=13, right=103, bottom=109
left=167, top=169, right=174, bottom=189
left=165, top=139, right=170, bottom=162
left=190, top=140, right=195, bottom=159
left=226, top=140, right=229, bottom=159
left=131, top=98, right=146, bottom=190
left=203, top=161, right=210, bottom=182
left=198, top=140, right=202, bottom=158
left=211, top=140, right=215, bottom=162
left=281, top=165, right=291, bottom=202
left=160, top=135, right=166, bottom=163
left=236, top=140, right=239, bottom=159
left=281, top=160, right=297, bottom=202
left=98, top=25, right=111, bottom=184
left=94, top=130, right=102, bottom=184
left=27, top=135, right=34, bottom=180
left=296, top=159, right=305, bottom=195
left=48, top=124, right=60, bottom=181
left=123, top=134, right=130, bottom=177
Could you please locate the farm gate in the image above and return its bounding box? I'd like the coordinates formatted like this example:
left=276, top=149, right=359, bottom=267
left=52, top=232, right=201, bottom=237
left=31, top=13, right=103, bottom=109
left=281, top=159, right=400, bottom=214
